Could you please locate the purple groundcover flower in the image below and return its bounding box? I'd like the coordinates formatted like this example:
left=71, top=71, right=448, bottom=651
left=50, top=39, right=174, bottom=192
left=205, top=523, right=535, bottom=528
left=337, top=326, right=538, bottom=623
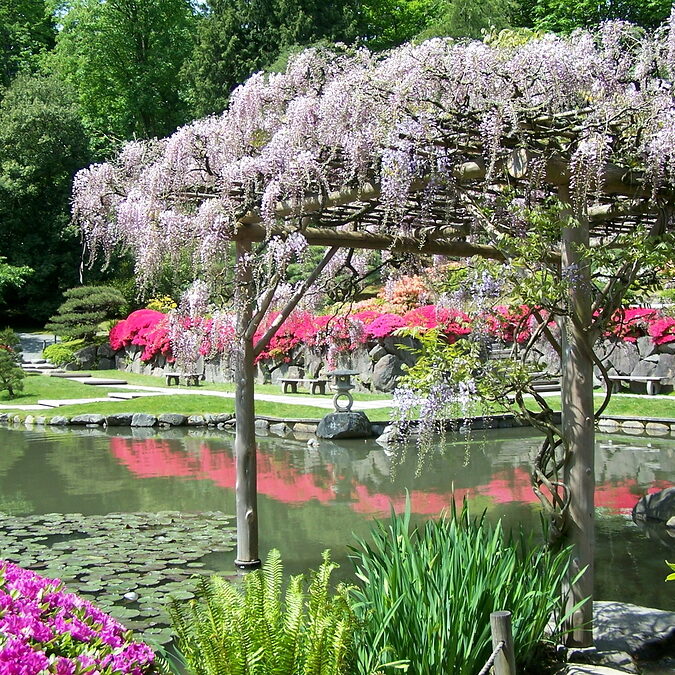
left=0, top=561, right=159, bottom=674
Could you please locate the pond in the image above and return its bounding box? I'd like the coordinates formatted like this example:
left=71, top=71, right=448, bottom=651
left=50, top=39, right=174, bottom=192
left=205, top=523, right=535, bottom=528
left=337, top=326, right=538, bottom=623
left=0, top=423, right=673, bottom=641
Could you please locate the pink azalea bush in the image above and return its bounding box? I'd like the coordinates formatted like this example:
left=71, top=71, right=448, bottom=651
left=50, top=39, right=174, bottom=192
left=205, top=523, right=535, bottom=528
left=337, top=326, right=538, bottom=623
left=109, top=309, right=171, bottom=362
left=0, top=561, right=158, bottom=675
left=110, top=303, right=675, bottom=365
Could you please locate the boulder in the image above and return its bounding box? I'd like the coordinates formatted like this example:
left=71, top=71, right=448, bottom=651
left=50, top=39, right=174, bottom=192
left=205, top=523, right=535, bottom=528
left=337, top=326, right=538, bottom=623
left=97, top=343, right=115, bottom=359
left=654, top=353, right=675, bottom=382
left=316, top=411, right=372, bottom=439
left=130, top=413, right=156, bottom=427
left=269, top=422, right=292, bottom=436
left=606, top=341, right=640, bottom=375
left=633, top=487, right=675, bottom=523
left=98, top=358, right=114, bottom=370
left=158, top=413, right=187, bottom=426
left=187, top=415, right=205, bottom=426
left=371, top=354, right=405, bottom=392
left=637, top=336, right=657, bottom=359
left=49, top=416, right=70, bottom=425
left=106, top=413, right=134, bottom=426
left=383, top=336, right=418, bottom=366
left=70, top=414, right=105, bottom=425
left=74, top=345, right=98, bottom=369
left=369, top=344, right=388, bottom=362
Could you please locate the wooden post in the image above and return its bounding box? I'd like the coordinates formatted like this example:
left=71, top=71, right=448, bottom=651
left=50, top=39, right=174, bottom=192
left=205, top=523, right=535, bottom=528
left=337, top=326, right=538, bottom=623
left=233, top=239, right=261, bottom=569
left=560, top=186, right=595, bottom=646
left=490, top=611, right=516, bottom=675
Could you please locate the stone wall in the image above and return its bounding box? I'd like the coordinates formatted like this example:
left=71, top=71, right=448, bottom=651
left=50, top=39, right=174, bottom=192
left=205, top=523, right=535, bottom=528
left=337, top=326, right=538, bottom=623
left=79, top=334, right=675, bottom=394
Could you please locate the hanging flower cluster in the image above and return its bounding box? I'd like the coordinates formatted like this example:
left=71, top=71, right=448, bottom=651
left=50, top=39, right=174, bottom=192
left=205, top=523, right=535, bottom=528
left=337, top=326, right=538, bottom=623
left=74, top=19, right=675, bottom=293
left=0, top=561, right=157, bottom=675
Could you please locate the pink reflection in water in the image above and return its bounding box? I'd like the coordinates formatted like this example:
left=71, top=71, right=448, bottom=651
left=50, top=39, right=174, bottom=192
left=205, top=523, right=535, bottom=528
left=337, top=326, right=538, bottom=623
left=109, top=437, right=673, bottom=517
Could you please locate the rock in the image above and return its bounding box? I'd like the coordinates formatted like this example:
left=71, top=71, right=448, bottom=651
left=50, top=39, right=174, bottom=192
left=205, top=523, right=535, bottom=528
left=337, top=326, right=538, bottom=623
left=49, top=416, right=70, bottom=426
left=269, top=422, right=292, bottom=436
left=24, top=415, right=35, bottom=426
left=0, top=414, right=7, bottom=424
left=130, top=413, right=156, bottom=427
left=210, top=413, right=233, bottom=424
left=654, top=353, right=675, bottom=381
left=369, top=344, right=388, bottom=362
left=293, top=422, right=317, bottom=433
left=633, top=487, right=675, bottom=523
left=383, top=336, right=418, bottom=366
left=375, top=424, right=405, bottom=446
left=316, top=411, right=372, bottom=439
left=70, top=414, right=105, bottom=425
left=371, top=354, right=405, bottom=392
left=255, top=419, right=270, bottom=430
left=593, top=600, right=675, bottom=661
left=631, top=360, right=657, bottom=381
left=597, top=419, right=620, bottom=433
left=97, top=343, right=115, bottom=359
left=637, top=336, right=657, bottom=359
left=187, top=415, right=205, bottom=426
left=106, top=413, right=134, bottom=426
left=619, top=420, right=644, bottom=435
left=34, top=416, right=46, bottom=425
left=97, top=358, right=114, bottom=370
left=607, top=341, right=640, bottom=376
left=645, top=422, right=670, bottom=436
left=157, top=413, right=187, bottom=426
left=64, top=362, right=79, bottom=371
left=74, top=345, right=98, bottom=369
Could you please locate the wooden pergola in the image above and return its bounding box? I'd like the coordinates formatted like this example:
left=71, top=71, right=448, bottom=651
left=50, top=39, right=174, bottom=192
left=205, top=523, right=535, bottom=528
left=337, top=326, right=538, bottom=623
left=229, top=150, right=673, bottom=648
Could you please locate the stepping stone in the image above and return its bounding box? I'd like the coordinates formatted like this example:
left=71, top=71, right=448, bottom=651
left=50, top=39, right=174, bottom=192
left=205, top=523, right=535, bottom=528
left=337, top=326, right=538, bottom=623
left=107, top=392, right=172, bottom=400
left=48, top=372, right=90, bottom=378
left=73, top=378, right=128, bottom=386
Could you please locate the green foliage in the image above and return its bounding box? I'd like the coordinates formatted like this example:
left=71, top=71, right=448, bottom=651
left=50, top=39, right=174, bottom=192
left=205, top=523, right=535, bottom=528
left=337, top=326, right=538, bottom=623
left=350, top=500, right=578, bottom=675
left=46, top=285, right=126, bottom=341
left=666, top=560, right=675, bottom=582
left=0, top=73, right=90, bottom=323
left=42, top=339, right=83, bottom=366
left=526, top=0, right=672, bottom=32
left=184, top=0, right=362, bottom=116
left=48, top=0, right=197, bottom=150
left=170, top=549, right=355, bottom=675
left=0, top=328, right=24, bottom=398
left=0, top=257, right=32, bottom=300
left=0, top=0, right=55, bottom=89
left=416, top=0, right=515, bottom=41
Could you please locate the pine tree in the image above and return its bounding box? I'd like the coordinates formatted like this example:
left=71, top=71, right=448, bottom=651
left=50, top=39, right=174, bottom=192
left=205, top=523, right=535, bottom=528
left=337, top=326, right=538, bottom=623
left=0, top=329, right=24, bottom=399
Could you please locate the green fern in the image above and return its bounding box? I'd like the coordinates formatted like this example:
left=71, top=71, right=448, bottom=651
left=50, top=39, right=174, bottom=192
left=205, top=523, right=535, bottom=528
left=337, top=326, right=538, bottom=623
left=169, top=550, right=355, bottom=675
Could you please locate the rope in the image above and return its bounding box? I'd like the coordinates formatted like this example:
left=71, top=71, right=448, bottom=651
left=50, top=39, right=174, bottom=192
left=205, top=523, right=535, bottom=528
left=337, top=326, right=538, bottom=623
left=476, top=640, right=505, bottom=675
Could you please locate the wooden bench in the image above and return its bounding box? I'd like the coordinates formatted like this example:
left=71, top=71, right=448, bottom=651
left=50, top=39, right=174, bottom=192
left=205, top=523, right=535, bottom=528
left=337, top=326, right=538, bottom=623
left=165, top=373, right=202, bottom=387
left=603, top=375, right=666, bottom=396
left=280, top=378, right=328, bottom=395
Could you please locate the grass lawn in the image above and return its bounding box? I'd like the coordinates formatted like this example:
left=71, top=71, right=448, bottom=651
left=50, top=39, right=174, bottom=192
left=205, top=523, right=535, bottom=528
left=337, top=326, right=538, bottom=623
left=94, top=370, right=393, bottom=401
left=0, top=375, right=119, bottom=405
left=32, top=396, right=393, bottom=421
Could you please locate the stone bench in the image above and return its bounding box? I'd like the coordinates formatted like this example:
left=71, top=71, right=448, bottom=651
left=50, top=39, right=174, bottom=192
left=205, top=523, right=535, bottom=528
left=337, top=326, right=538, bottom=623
left=280, top=378, right=328, bottom=395
left=165, top=373, right=202, bottom=387
left=604, top=375, right=666, bottom=396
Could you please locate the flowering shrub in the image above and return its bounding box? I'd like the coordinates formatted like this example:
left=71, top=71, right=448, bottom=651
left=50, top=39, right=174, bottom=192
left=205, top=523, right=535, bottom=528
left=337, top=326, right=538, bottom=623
left=605, top=308, right=660, bottom=342
left=109, top=309, right=171, bottom=362
left=648, top=316, right=675, bottom=345
left=110, top=304, right=675, bottom=366
left=485, top=305, right=535, bottom=344
left=0, top=561, right=158, bottom=675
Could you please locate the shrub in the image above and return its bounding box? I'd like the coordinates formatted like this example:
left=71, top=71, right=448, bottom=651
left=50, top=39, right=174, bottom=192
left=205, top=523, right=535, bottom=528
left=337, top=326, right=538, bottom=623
left=170, top=549, right=355, bottom=675
left=43, top=340, right=84, bottom=367
left=109, top=310, right=170, bottom=361
left=0, top=560, right=160, bottom=674
left=349, top=501, right=577, bottom=675
left=46, top=286, right=127, bottom=341
left=0, top=328, right=24, bottom=398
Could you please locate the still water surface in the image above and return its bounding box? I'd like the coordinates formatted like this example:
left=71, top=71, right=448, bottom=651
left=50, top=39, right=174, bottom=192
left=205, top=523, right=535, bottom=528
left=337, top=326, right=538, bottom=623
left=0, top=425, right=673, bottom=610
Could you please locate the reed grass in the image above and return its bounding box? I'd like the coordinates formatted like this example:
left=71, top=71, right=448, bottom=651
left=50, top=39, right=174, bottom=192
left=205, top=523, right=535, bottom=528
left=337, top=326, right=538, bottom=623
left=349, top=500, right=578, bottom=675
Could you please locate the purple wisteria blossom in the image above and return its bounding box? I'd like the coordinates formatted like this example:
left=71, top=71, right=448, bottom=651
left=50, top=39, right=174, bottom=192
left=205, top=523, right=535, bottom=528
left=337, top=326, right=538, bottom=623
left=0, top=561, right=157, bottom=675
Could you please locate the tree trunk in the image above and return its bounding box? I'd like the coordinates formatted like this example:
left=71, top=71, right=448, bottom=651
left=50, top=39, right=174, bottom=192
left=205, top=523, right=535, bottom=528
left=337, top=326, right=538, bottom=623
left=234, top=240, right=260, bottom=569
left=560, top=188, right=595, bottom=647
